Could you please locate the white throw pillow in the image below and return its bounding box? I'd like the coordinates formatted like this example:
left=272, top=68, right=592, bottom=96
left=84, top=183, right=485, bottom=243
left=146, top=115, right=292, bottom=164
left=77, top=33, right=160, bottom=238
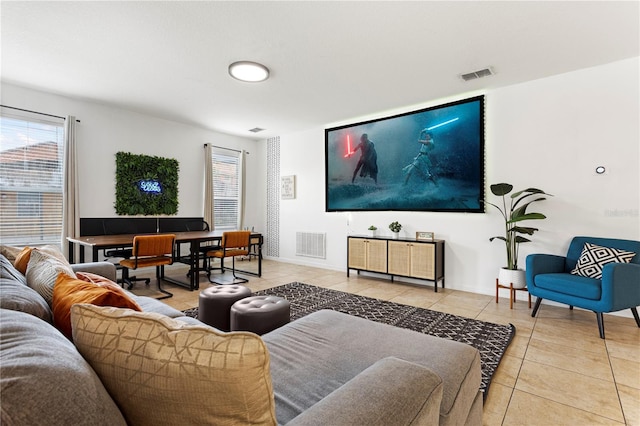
left=25, top=249, right=76, bottom=306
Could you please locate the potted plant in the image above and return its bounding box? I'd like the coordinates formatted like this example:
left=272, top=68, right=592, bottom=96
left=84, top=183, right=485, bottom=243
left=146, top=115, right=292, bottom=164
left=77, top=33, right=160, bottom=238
left=367, top=225, right=378, bottom=237
left=484, top=183, right=551, bottom=288
left=389, top=221, right=402, bottom=238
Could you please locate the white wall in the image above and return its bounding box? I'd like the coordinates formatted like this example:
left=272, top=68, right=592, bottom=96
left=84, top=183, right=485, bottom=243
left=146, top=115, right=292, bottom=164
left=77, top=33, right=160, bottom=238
left=2, top=57, right=637, bottom=299
left=0, top=83, right=267, bottom=233
left=277, top=57, right=640, bottom=296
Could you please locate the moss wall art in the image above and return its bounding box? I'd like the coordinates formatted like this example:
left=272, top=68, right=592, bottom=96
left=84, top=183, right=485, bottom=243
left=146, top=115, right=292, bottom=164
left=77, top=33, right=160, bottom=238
left=114, top=151, right=179, bottom=215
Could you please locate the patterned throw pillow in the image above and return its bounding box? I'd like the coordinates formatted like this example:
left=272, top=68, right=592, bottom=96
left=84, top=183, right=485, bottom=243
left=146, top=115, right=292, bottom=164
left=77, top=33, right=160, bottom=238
left=70, top=304, right=277, bottom=426
left=52, top=273, right=142, bottom=340
left=25, top=249, right=76, bottom=305
left=14, top=245, right=69, bottom=275
left=571, top=242, right=636, bottom=279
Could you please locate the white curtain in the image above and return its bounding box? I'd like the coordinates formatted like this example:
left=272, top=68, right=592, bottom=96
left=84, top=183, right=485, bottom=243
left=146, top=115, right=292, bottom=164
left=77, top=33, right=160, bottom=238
left=238, top=150, right=246, bottom=230
left=61, top=116, right=79, bottom=260
left=204, top=144, right=214, bottom=230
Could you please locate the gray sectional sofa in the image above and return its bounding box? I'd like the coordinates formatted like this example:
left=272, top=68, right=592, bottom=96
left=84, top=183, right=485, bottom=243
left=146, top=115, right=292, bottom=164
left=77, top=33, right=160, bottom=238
left=0, top=254, right=482, bottom=425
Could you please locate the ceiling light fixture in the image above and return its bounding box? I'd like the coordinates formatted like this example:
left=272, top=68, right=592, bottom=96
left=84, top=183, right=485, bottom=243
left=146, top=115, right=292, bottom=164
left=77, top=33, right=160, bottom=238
left=228, top=61, right=270, bottom=82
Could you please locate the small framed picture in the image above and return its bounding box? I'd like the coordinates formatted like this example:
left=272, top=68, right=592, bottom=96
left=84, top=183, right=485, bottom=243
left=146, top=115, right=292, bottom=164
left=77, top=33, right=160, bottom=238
left=281, top=175, right=296, bottom=199
left=416, top=231, right=434, bottom=241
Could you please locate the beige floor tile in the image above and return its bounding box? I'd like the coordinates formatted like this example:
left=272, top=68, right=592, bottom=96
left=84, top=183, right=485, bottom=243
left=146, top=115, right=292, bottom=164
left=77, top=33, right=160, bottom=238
left=482, top=297, right=536, bottom=320
left=436, top=292, right=493, bottom=312
left=476, top=312, right=534, bottom=338
left=354, top=285, right=409, bottom=301
left=503, top=389, right=625, bottom=425
left=503, top=334, right=529, bottom=359
left=609, top=356, right=640, bottom=390
left=388, top=292, right=437, bottom=309
left=326, top=281, right=376, bottom=294
left=618, top=384, right=640, bottom=425
left=531, top=320, right=608, bottom=355
left=524, top=337, right=615, bottom=382
left=482, top=382, right=512, bottom=425
left=492, top=354, right=522, bottom=388
left=605, top=325, right=640, bottom=363
left=515, top=360, right=624, bottom=422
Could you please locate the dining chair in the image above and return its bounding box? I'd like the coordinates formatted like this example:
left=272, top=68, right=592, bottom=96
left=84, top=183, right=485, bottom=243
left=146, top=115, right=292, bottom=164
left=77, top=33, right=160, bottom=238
left=206, top=231, right=251, bottom=285
left=102, top=218, right=150, bottom=288
left=120, top=234, right=176, bottom=299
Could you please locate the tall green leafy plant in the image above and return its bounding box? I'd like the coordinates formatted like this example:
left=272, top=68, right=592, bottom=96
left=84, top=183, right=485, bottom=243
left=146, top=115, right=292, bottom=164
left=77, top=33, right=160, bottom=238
left=485, top=183, right=551, bottom=270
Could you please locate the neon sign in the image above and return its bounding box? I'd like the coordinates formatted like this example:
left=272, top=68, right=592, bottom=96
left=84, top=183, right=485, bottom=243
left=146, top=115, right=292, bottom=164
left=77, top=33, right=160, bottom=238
left=137, top=179, right=162, bottom=194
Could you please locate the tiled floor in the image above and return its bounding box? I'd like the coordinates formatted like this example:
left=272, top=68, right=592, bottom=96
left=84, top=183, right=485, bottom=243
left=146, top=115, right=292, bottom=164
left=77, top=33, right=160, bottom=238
left=132, top=259, right=640, bottom=425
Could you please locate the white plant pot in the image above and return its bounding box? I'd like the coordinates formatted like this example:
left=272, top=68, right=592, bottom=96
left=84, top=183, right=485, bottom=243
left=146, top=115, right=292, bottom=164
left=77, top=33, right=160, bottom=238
left=368, top=230, right=377, bottom=237
left=498, top=268, right=527, bottom=289
left=391, top=231, right=400, bottom=239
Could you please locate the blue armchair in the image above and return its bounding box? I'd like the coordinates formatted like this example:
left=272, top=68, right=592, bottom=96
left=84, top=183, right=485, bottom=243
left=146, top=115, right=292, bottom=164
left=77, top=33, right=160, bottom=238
left=526, top=236, right=640, bottom=339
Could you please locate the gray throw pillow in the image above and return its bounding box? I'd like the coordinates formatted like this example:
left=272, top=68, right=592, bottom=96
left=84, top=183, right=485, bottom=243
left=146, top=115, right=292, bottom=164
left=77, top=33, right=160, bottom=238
left=0, top=255, right=52, bottom=323
left=0, top=308, right=126, bottom=426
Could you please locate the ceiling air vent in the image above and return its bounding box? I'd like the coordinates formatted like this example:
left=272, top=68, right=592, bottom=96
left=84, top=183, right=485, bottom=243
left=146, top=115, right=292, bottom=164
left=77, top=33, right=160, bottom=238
left=460, top=67, right=494, bottom=82
left=249, top=127, right=265, bottom=133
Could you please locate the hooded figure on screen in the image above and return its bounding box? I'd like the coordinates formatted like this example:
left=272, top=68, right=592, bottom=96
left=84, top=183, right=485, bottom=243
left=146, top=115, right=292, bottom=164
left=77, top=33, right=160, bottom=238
left=351, top=133, right=378, bottom=184
left=403, top=130, right=437, bottom=186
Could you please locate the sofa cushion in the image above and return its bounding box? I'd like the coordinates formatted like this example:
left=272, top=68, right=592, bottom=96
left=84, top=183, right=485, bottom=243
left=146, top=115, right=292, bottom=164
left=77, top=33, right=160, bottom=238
left=571, top=242, right=636, bottom=279
left=25, top=249, right=76, bottom=305
left=262, top=310, right=481, bottom=426
left=0, top=308, right=126, bottom=426
left=535, top=273, right=601, bottom=300
left=71, top=304, right=277, bottom=426
left=0, top=254, right=52, bottom=323
left=52, top=273, right=142, bottom=340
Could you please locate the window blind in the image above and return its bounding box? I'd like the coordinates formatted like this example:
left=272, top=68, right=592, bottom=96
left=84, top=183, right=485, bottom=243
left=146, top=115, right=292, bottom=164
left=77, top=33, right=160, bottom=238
left=0, top=113, right=64, bottom=245
left=211, top=148, right=240, bottom=230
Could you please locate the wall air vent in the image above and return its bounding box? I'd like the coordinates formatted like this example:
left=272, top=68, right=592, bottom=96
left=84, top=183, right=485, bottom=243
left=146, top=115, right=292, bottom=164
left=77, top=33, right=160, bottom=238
left=296, top=232, right=326, bottom=259
left=249, top=127, right=265, bottom=133
left=460, top=67, right=494, bottom=82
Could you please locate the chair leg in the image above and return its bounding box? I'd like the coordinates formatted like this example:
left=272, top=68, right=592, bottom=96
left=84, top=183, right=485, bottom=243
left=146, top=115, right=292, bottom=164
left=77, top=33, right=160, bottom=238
left=531, top=297, right=543, bottom=317
left=631, top=307, right=640, bottom=328
left=120, top=267, right=131, bottom=289
left=154, top=265, right=173, bottom=300
left=596, top=312, right=605, bottom=339
left=230, top=256, right=248, bottom=284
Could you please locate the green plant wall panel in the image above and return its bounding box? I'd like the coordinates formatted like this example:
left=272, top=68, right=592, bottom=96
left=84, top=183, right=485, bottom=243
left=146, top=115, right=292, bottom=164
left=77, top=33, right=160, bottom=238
left=114, top=152, right=179, bottom=215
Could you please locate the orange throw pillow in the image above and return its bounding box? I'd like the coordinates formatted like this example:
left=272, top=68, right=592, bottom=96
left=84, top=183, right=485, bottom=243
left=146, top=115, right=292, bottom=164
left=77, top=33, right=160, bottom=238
left=13, top=247, right=32, bottom=275
left=52, top=273, right=142, bottom=340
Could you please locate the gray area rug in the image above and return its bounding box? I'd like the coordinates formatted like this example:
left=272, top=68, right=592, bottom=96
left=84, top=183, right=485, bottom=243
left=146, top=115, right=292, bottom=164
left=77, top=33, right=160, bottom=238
left=184, top=281, right=515, bottom=398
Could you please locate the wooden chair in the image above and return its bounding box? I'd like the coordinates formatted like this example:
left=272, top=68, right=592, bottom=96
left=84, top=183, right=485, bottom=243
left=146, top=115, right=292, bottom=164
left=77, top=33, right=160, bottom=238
left=206, top=231, right=251, bottom=285
left=120, top=234, right=176, bottom=300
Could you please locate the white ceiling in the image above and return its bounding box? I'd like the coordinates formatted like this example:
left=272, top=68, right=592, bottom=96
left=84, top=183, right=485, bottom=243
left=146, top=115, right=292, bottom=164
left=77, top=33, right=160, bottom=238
left=2, top=1, right=638, bottom=140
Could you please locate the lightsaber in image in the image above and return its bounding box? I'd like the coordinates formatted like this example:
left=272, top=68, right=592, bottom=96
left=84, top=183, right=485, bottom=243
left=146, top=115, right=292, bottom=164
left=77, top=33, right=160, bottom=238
left=344, top=134, right=355, bottom=157
left=426, top=117, right=459, bottom=131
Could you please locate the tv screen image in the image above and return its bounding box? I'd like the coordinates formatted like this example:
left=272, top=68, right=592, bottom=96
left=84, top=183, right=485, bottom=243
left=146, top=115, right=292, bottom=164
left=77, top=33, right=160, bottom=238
left=325, top=95, right=485, bottom=212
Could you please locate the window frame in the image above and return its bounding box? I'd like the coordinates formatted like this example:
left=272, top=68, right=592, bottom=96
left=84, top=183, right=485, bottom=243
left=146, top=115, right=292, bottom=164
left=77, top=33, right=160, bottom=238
left=0, top=111, right=65, bottom=246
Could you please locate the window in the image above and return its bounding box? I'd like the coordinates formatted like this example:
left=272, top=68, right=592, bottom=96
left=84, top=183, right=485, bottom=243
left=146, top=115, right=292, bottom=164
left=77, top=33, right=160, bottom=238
left=0, top=113, right=64, bottom=245
left=211, top=148, right=242, bottom=230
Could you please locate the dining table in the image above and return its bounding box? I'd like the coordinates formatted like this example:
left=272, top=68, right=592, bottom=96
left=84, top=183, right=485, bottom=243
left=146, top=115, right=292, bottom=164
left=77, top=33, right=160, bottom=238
left=67, top=230, right=263, bottom=291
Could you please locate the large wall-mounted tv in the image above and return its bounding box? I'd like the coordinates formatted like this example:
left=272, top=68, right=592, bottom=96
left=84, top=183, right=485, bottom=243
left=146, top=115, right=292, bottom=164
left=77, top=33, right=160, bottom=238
left=325, top=95, right=485, bottom=213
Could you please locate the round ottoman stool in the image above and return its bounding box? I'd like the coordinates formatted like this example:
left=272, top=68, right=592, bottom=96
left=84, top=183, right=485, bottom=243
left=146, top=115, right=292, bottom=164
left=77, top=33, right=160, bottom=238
left=230, top=296, right=290, bottom=335
left=198, top=285, right=252, bottom=331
